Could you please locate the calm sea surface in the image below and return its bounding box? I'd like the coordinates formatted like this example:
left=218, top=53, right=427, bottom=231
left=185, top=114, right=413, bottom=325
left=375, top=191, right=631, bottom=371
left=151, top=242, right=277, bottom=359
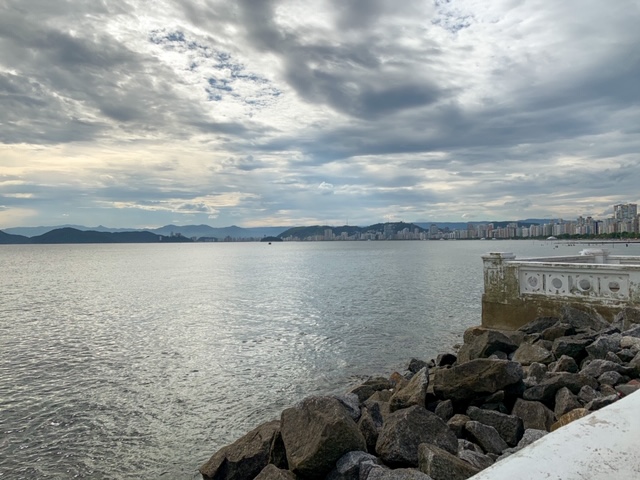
left=2, top=240, right=638, bottom=479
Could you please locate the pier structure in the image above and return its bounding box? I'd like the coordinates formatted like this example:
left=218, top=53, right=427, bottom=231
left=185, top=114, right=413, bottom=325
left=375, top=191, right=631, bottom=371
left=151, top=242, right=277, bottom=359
left=481, top=249, right=640, bottom=330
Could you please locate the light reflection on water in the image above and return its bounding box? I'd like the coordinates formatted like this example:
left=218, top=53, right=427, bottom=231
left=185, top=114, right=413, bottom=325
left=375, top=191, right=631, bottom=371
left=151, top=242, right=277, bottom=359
left=2, top=240, right=636, bottom=478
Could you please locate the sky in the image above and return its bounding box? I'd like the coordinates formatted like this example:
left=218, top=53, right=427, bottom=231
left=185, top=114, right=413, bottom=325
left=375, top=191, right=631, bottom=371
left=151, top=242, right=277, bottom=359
left=1, top=0, right=639, bottom=229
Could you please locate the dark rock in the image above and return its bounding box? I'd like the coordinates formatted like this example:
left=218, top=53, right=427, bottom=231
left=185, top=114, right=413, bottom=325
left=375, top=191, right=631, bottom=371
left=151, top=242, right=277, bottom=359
left=457, top=439, right=483, bottom=454
left=541, top=323, right=576, bottom=342
left=580, top=359, right=632, bottom=378
left=326, top=451, right=384, bottom=480
left=359, top=407, right=381, bottom=453
left=598, top=371, right=623, bottom=386
left=616, top=349, right=636, bottom=362
left=612, top=307, right=640, bottom=331
left=511, top=398, right=555, bottom=431
left=447, top=414, right=470, bottom=438
left=457, top=327, right=519, bottom=363
left=621, top=336, right=640, bottom=351
left=436, top=353, right=457, bottom=367
left=350, top=377, right=394, bottom=403
left=365, top=466, right=433, bottom=480
left=390, top=367, right=428, bottom=412
left=549, top=355, right=579, bottom=373
left=375, top=405, right=458, bottom=467
left=280, top=396, right=366, bottom=479
left=533, top=339, right=553, bottom=351
left=551, top=336, right=591, bottom=362
left=488, top=351, right=508, bottom=360
left=434, top=400, right=454, bottom=422
left=433, top=359, right=523, bottom=403
left=466, top=406, right=524, bottom=447
left=585, top=334, right=622, bottom=360
left=622, top=324, right=640, bottom=338
left=585, top=394, right=619, bottom=411
left=408, top=358, right=428, bottom=374
left=518, top=317, right=560, bottom=335
left=554, top=387, right=581, bottom=418
left=599, top=384, right=617, bottom=396
left=418, top=443, right=479, bottom=480
left=561, top=306, right=609, bottom=331
left=604, top=351, right=623, bottom=364
left=523, top=373, right=598, bottom=404
left=200, top=420, right=281, bottom=480
left=551, top=408, right=589, bottom=431
left=512, top=343, right=554, bottom=366
left=464, top=421, right=509, bottom=455
left=630, top=352, right=640, bottom=376
left=254, top=464, right=297, bottom=480
left=577, top=385, right=601, bottom=404
left=458, top=449, right=494, bottom=470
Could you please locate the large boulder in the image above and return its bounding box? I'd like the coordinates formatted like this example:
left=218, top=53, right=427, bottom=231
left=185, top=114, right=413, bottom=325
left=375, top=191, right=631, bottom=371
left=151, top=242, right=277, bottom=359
left=579, top=359, right=632, bottom=378
left=375, top=405, right=458, bottom=467
left=554, top=387, right=582, bottom=417
left=464, top=421, right=508, bottom=455
left=560, top=306, right=609, bottom=331
left=358, top=407, right=382, bottom=452
left=390, top=367, right=429, bottom=412
left=457, top=327, right=519, bottom=363
left=466, top=406, right=524, bottom=447
left=458, top=449, right=494, bottom=470
left=511, top=398, right=555, bottom=431
left=551, top=336, right=591, bottom=362
left=511, top=343, right=554, bottom=366
left=349, top=377, right=394, bottom=403
left=523, top=373, right=598, bottom=404
left=418, top=443, right=479, bottom=480
left=447, top=414, right=470, bottom=438
left=585, top=334, right=622, bottom=360
left=612, top=307, right=640, bottom=331
left=518, top=317, right=560, bottom=335
left=280, top=396, right=367, bottom=479
left=200, top=420, right=282, bottom=480
left=433, top=359, right=523, bottom=404
left=548, top=355, right=579, bottom=374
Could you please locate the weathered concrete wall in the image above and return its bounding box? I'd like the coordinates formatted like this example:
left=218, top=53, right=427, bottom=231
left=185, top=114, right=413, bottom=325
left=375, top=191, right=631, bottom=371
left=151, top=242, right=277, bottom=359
left=482, top=251, right=640, bottom=330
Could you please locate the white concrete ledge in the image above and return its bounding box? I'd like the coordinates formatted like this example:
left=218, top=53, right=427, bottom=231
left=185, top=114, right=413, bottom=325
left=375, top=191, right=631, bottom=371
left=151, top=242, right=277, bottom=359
left=468, top=391, right=640, bottom=480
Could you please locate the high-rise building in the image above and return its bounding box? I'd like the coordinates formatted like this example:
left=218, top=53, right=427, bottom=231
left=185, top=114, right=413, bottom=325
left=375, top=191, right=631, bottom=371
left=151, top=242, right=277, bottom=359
left=614, top=203, right=638, bottom=221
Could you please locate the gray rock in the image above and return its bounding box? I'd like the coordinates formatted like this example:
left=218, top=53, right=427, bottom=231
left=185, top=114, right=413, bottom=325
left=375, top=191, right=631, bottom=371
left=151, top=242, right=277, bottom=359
left=549, top=355, right=579, bottom=373
left=561, top=306, right=609, bottom=331
left=200, top=420, right=282, bottom=480
left=458, top=449, right=494, bottom=470
left=280, top=396, right=367, bottom=479
left=457, top=439, right=483, bottom=454
left=612, top=307, right=640, bottom=331
left=554, top=387, right=581, bottom=418
left=524, top=362, right=548, bottom=384
left=585, top=394, right=619, bottom=411
left=523, top=372, right=598, bottom=403
left=599, top=384, right=617, bottom=397
left=512, top=343, right=554, bottom=366
left=447, top=414, right=470, bottom=438
left=518, top=317, right=560, bottom=335
left=579, top=359, right=632, bottom=378
left=598, top=370, right=623, bottom=386
left=375, top=405, right=458, bottom=467
left=457, top=327, right=519, bottom=363
left=434, top=400, right=454, bottom=422
left=326, top=451, right=384, bottom=480
left=585, top=334, right=622, bottom=359
left=350, top=377, right=394, bottom=403
left=541, top=323, right=576, bottom=342
left=630, top=352, right=640, bottom=375
left=390, top=367, right=428, bottom=412
left=622, top=324, right=640, bottom=338
left=433, top=359, right=523, bottom=403
left=408, top=358, right=429, bottom=374
left=488, top=351, right=508, bottom=360
left=517, top=429, right=548, bottom=448
left=464, top=421, right=509, bottom=454
left=359, top=407, right=381, bottom=452
left=511, top=398, right=555, bottom=431
left=466, top=406, right=524, bottom=447
left=616, top=349, right=636, bottom=362
left=254, top=464, right=297, bottom=480
left=616, top=383, right=640, bottom=397
left=577, top=385, right=601, bottom=404
left=620, top=336, right=640, bottom=351
left=364, top=466, right=434, bottom=480
left=418, top=443, right=479, bottom=480
left=604, top=351, right=623, bottom=364
left=334, top=393, right=362, bottom=421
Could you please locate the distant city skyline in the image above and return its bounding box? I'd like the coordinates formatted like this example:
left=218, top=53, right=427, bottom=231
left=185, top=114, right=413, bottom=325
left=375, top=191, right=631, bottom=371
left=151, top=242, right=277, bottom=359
left=1, top=2, right=639, bottom=229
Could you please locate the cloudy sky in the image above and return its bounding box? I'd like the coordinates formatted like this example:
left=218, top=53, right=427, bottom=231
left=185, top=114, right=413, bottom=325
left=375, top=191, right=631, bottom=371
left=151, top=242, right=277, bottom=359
left=1, top=0, right=639, bottom=228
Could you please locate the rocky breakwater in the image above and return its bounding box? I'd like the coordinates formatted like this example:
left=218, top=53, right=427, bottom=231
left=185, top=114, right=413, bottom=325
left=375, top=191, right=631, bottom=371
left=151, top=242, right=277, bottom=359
left=199, top=306, right=640, bottom=480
